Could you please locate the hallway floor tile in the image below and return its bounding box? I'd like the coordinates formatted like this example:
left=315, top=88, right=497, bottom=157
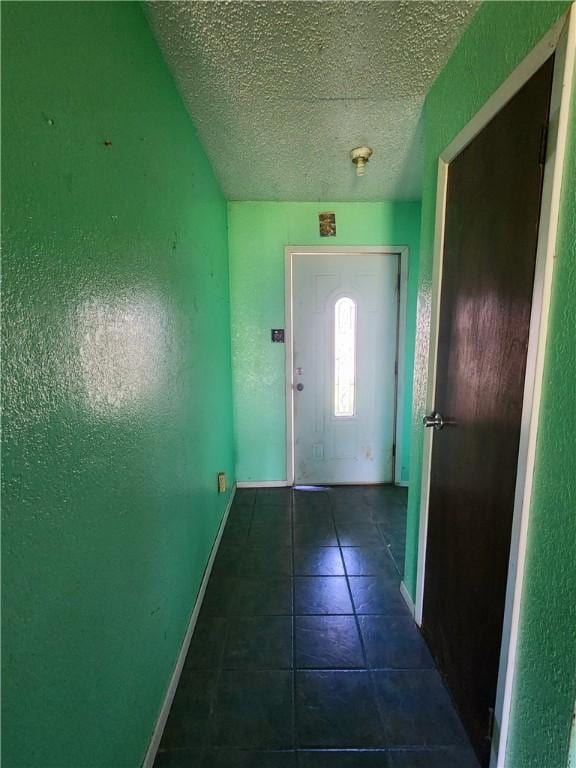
left=154, top=486, right=480, bottom=768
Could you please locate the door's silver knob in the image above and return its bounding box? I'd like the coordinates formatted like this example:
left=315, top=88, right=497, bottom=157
left=423, top=412, right=444, bottom=430
left=296, top=383, right=304, bottom=392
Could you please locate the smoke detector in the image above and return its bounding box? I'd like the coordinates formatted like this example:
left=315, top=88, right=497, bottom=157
left=350, top=146, right=373, bottom=177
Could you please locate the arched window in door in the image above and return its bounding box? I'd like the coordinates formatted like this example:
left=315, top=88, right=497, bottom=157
left=334, top=297, right=357, bottom=417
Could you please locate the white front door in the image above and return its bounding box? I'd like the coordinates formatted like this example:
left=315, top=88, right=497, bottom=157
left=292, top=251, right=399, bottom=484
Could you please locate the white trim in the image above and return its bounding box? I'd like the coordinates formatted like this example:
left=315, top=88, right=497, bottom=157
left=412, top=9, right=575, bottom=768
left=395, top=250, right=409, bottom=485
left=493, top=11, right=575, bottom=768
left=441, top=15, right=566, bottom=164
left=285, top=247, right=295, bottom=485
left=414, top=162, right=448, bottom=627
left=284, top=245, right=409, bottom=487
left=142, top=485, right=237, bottom=768
left=400, top=580, right=416, bottom=618
left=568, top=703, right=576, bottom=768
left=294, top=480, right=392, bottom=487
left=236, top=480, right=292, bottom=488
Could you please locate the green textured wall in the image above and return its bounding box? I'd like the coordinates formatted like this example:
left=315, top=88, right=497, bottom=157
left=228, top=201, right=421, bottom=484
left=404, top=2, right=575, bottom=767
left=1, top=3, right=235, bottom=767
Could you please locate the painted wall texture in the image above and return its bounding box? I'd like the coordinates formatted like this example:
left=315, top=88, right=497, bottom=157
left=404, top=2, right=575, bottom=767
left=1, top=3, right=235, bottom=767
left=228, top=201, right=421, bottom=484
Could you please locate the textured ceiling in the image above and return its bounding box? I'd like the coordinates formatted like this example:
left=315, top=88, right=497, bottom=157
left=146, top=1, right=478, bottom=201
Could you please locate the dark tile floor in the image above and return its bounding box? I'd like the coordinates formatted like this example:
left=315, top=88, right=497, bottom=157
left=154, top=486, right=480, bottom=768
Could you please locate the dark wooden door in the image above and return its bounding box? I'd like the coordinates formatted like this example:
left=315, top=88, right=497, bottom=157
left=421, top=56, right=554, bottom=766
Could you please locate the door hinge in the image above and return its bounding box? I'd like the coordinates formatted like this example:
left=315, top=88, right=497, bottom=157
left=397, top=271, right=401, bottom=294
left=539, top=122, right=549, bottom=166
left=392, top=443, right=396, bottom=458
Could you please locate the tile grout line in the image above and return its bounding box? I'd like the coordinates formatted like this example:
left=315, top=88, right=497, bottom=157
left=162, top=488, right=477, bottom=764
left=289, top=488, right=297, bottom=757
left=294, top=489, right=334, bottom=758
left=156, top=491, right=255, bottom=766
left=200, top=490, right=258, bottom=766
left=334, top=491, right=392, bottom=749
left=166, top=488, right=474, bottom=764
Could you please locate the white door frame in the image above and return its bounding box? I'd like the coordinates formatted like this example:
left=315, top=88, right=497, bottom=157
left=413, top=8, right=576, bottom=768
left=284, top=245, right=409, bottom=487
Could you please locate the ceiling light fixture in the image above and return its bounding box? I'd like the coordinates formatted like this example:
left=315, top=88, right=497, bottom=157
left=350, top=146, right=373, bottom=177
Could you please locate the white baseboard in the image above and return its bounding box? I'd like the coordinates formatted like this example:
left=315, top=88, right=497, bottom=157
left=141, top=484, right=237, bottom=768
left=237, top=480, right=407, bottom=488
left=236, top=480, right=292, bottom=488
left=400, top=580, right=416, bottom=619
